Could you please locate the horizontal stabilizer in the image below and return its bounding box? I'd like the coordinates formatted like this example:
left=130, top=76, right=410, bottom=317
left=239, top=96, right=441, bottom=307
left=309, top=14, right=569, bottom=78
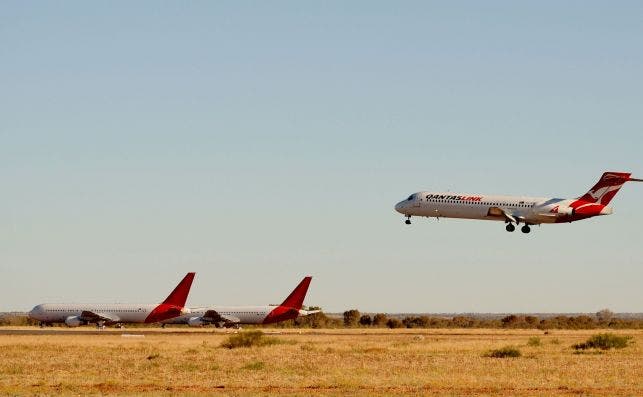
left=298, top=309, right=320, bottom=316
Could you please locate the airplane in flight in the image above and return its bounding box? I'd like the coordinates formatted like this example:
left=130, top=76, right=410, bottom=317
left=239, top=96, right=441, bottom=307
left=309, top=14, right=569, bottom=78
left=29, top=272, right=195, bottom=328
left=162, top=276, right=319, bottom=328
left=395, top=172, right=641, bottom=233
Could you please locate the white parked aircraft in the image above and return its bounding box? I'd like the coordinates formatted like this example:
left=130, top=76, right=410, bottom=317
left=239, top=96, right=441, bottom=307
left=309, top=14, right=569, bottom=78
left=162, top=276, right=318, bottom=327
left=29, top=272, right=195, bottom=328
left=395, top=172, right=641, bottom=233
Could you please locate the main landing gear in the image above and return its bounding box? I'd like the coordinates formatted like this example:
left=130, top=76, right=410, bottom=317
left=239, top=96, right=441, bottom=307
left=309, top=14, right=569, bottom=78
left=404, top=216, right=411, bottom=225
left=505, top=222, right=531, bottom=233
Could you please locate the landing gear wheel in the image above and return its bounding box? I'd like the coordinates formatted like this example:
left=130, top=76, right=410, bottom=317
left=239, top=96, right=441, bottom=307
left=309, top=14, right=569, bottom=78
left=505, top=223, right=515, bottom=232
left=521, top=225, right=531, bottom=234
left=405, top=216, right=411, bottom=225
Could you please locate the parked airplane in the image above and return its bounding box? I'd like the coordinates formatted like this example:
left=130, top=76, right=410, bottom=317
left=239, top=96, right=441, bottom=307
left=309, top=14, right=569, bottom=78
left=162, top=276, right=318, bottom=327
left=29, top=272, right=195, bottom=328
left=395, top=172, right=641, bottom=233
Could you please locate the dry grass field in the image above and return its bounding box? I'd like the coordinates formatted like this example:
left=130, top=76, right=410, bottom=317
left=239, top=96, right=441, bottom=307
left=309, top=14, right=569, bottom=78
left=0, top=328, right=641, bottom=396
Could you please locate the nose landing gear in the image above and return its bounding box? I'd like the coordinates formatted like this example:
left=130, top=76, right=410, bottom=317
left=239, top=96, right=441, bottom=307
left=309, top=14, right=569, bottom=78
left=404, top=216, right=411, bottom=225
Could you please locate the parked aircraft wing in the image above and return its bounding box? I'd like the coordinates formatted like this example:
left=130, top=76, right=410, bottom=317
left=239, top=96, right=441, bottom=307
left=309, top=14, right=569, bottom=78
left=202, top=310, right=240, bottom=324
left=80, top=311, right=120, bottom=323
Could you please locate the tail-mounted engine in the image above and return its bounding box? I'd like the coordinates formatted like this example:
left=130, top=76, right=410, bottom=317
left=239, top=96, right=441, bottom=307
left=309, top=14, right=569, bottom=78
left=552, top=205, right=575, bottom=216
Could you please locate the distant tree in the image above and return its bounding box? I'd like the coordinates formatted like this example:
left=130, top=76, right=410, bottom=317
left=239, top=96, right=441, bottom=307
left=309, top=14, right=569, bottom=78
left=343, top=309, right=361, bottom=328
left=403, top=316, right=431, bottom=328
left=525, top=316, right=539, bottom=327
left=451, top=316, right=476, bottom=328
left=359, top=314, right=372, bottom=326
left=596, top=309, right=614, bottom=323
left=386, top=318, right=404, bottom=329
left=501, top=315, right=519, bottom=328
left=372, top=313, right=389, bottom=327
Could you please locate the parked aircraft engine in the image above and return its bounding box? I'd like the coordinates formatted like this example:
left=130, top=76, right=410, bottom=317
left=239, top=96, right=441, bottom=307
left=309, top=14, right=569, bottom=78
left=187, top=317, right=207, bottom=327
left=64, top=316, right=83, bottom=327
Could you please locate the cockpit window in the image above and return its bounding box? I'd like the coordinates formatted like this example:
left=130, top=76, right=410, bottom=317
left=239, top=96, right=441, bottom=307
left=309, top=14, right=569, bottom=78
left=407, top=194, right=415, bottom=201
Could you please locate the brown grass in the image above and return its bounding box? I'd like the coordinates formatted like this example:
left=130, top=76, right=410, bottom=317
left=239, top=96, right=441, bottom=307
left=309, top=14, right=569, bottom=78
left=0, top=328, right=641, bottom=396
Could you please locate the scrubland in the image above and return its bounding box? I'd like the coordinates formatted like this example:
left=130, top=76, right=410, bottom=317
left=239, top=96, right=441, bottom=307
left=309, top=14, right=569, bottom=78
left=0, top=328, right=641, bottom=396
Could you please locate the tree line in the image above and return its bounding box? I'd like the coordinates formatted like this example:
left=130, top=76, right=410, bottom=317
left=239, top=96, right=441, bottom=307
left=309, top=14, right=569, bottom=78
left=2, top=308, right=642, bottom=329
left=268, top=308, right=643, bottom=330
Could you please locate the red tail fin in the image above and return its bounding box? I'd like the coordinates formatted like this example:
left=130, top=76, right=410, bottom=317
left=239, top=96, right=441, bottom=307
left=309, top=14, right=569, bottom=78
left=280, top=276, right=312, bottom=310
left=578, top=172, right=632, bottom=205
left=162, top=272, right=195, bottom=307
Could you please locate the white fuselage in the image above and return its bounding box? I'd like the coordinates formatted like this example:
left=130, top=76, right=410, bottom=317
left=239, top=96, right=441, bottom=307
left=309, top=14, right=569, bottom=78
left=163, top=305, right=274, bottom=325
left=394, top=191, right=612, bottom=225
left=29, top=303, right=170, bottom=324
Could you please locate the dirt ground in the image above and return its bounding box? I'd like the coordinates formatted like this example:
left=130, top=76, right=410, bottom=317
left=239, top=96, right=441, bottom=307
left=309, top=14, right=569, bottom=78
left=0, top=327, right=641, bottom=396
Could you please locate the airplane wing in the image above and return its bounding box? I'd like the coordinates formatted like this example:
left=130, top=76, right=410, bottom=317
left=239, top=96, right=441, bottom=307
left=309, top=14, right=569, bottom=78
left=79, top=311, right=120, bottom=323
left=487, top=207, right=525, bottom=224
left=202, top=310, right=240, bottom=324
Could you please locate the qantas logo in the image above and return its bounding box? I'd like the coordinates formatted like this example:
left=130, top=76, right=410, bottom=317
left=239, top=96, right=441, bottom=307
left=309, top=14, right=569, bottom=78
left=425, top=194, right=482, bottom=201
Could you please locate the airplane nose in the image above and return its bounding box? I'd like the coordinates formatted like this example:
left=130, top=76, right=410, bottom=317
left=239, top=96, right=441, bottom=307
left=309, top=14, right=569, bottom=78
left=394, top=201, right=405, bottom=214
left=28, top=305, right=41, bottom=319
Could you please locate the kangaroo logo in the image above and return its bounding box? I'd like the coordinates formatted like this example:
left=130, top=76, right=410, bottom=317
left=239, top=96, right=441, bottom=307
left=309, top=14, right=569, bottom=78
left=588, top=185, right=623, bottom=203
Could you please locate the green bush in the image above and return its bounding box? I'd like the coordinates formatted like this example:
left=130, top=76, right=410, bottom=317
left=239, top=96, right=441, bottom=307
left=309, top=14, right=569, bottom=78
left=220, top=330, right=281, bottom=349
left=484, top=346, right=522, bottom=358
left=573, top=333, right=632, bottom=350
left=527, top=337, right=542, bottom=347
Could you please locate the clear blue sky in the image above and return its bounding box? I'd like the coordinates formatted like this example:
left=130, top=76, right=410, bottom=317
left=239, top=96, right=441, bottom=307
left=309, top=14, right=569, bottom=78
left=2, top=2, right=642, bottom=313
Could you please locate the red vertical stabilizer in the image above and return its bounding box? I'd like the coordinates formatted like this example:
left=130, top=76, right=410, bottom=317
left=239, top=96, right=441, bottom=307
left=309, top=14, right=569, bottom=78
left=280, top=276, right=312, bottom=309
left=263, top=276, right=313, bottom=324
left=162, top=272, right=196, bottom=307
left=578, top=172, right=632, bottom=205
left=145, top=272, right=195, bottom=323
